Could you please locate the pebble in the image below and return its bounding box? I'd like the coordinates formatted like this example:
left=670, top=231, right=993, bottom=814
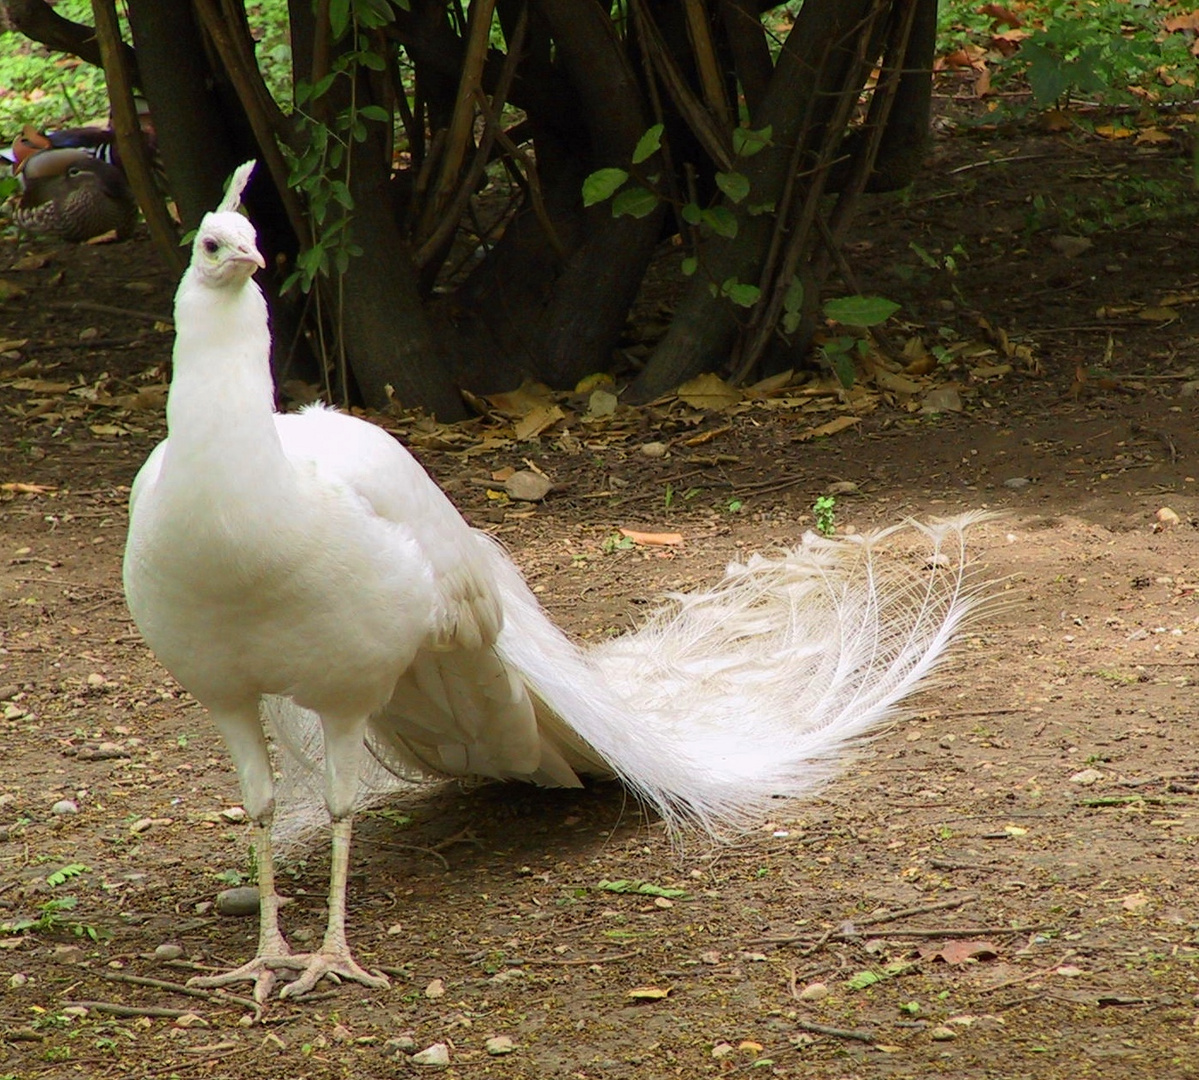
left=930, top=1025, right=957, bottom=1041
left=424, top=977, right=446, bottom=999
left=154, top=943, right=185, bottom=961
left=215, top=886, right=260, bottom=917
left=411, top=1042, right=451, bottom=1067
left=1069, top=768, right=1104, bottom=786
left=52, top=945, right=85, bottom=964
left=798, top=981, right=829, bottom=1001
left=1003, top=476, right=1032, bottom=489
left=51, top=799, right=79, bottom=816
left=8, top=973, right=29, bottom=988
left=485, top=1035, right=516, bottom=1056
left=504, top=470, right=553, bottom=503
left=384, top=1035, right=418, bottom=1057
left=218, top=806, right=247, bottom=824
left=640, top=441, right=668, bottom=458
left=0, top=684, right=19, bottom=701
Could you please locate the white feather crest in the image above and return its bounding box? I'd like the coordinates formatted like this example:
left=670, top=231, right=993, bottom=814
left=217, top=160, right=256, bottom=214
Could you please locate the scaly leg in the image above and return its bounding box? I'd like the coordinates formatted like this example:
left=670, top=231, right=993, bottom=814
left=276, top=815, right=390, bottom=999
left=189, top=821, right=301, bottom=1004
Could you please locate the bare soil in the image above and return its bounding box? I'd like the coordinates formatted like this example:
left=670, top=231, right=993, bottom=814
left=2, top=120, right=1199, bottom=1079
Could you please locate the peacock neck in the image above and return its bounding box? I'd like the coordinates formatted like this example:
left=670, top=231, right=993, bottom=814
left=162, top=273, right=289, bottom=491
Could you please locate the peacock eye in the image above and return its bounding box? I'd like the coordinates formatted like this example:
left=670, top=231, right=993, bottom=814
left=202, top=238, right=220, bottom=255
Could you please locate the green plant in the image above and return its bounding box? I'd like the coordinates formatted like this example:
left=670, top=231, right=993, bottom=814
left=813, top=495, right=836, bottom=536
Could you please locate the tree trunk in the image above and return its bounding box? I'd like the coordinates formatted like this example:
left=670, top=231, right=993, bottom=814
left=629, top=0, right=881, bottom=401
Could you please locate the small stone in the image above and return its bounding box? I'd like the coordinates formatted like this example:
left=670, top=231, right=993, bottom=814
left=51, top=799, right=79, bottom=815
left=920, top=386, right=963, bottom=414
left=1069, top=768, right=1103, bottom=786
left=384, top=1035, right=418, bottom=1057
left=0, top=684, right=19, bottom=701
left=61, top=1005, right=89, bottom=1019
left=826, top=481, right=859, bottom=495
left=154, top=943, right=185, bottom=961
left=52, top=944, right=85, bottom=964
left=424, top=977, right=446, bottom=998
left=261, top=1032, right=286, bottom=1050
left=219, top=806, right=247, bottom=824
left=1004, top=476, right=1032, bottom=489
left=129, top=817, right=155, bottom=833
left=504, top=470, right=553, bottom=502
left=86, top=673, right=107, bottom=687
left=411, top=1042, right=450, bottom=1067
left=1049, top=235, right=1093, bottom=258
left=639, top=441, right=668, bottom=458
left=173, top=1012, right=208, bottom=1028
left=215, top=886, right=260, bottom=917
left=8, top=973, right=29, bottom=988
left=711, top=1042, right=735, bottom=1058
left=1155, top=507, right=1181, bottom=528
left=653, top=896, right=673, bottom=909
left=485, top=1035, right=516, bottom=1056
left=930, top=1025, right=957, bottom=1041
left=799, top=981, right=829, bottom=1001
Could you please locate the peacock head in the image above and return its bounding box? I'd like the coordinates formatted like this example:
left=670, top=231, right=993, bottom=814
left=190, top=211, right=266, bottom=290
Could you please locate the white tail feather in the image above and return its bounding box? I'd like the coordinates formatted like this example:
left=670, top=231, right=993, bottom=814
left=268, top=513, right=988, bottom=851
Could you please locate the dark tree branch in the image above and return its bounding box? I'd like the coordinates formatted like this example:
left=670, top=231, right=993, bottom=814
left=91, top=0, right=183, bottom=272
left=7, top=0, right=140, bottom=84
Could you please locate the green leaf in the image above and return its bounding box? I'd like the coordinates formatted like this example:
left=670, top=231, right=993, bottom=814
left=681, top=201, right=702, bottom=226
left=721, top=278, right=760, bottom=307
left=359, top=104, right=390, bottom=122
left=701, top=206, right=738, bottom=238
left=746, top=201, right=776, bottom=216
left=822, top=295, right=900, bottom=327
left=822, top=340, right=858, bottom=388
left=681, top=256, right=698, bottom=276
left=46, top=864, right=90, bottom=889
left=783, top=275, right=804, bottom=314
left=782, top=276, right=804, bottom=334
left=596, top=879, right=689, bottom=899
left=714, top=170, right=750, bottom=203
left=611, top=186, right=659, bottom=218
left=329, top=0, right=351, bottom=40
left=732, top=124, right=772, bottom=158
left=632, top=123, right=664, bottom=165
left=846, top=969, right=882, bottom=990
left=582, top=168, right=629, bottom=206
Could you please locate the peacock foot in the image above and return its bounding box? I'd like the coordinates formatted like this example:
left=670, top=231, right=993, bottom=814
left=189, top=952, right=304, bottom=1005
left=273, top=947, right=391, bottom=1000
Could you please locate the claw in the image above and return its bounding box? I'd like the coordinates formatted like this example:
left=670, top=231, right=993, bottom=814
left=275, top=948, right=391, bottom=1000
left=189, top=953, right=305, bottom=1005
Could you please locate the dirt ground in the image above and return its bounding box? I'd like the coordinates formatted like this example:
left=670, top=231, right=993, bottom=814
left=2, top=115, right=1199, bottom=1079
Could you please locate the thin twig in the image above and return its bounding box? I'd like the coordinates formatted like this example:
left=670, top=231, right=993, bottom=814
left=100, top=970, right=257, bottom=1010
left=794, top=1018, right=876, bottom=1043
left=63, top=1000, right=194, bottom=1018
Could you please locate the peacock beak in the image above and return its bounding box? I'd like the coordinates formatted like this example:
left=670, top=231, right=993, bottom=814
left=234, top=244, right=266, bottom=270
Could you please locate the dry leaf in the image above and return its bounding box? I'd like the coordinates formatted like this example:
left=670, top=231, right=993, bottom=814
left=626, top=986, right=671, bottom=1000
left=874, top=370, right=923, bottom=395
left=9, top=379, right=71, bottom=394
left=619, top=528, right=684, bottom=547
left=513, top=404, right=565, bottom=441
left=797, top=415, right=860, bottom=441
left=676, top=373, right=741, bottom=411
left=918, top=940, right=998, bottom=965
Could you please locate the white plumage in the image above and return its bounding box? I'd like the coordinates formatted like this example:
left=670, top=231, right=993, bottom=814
left=123, top=162, right=986, bottom=1004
